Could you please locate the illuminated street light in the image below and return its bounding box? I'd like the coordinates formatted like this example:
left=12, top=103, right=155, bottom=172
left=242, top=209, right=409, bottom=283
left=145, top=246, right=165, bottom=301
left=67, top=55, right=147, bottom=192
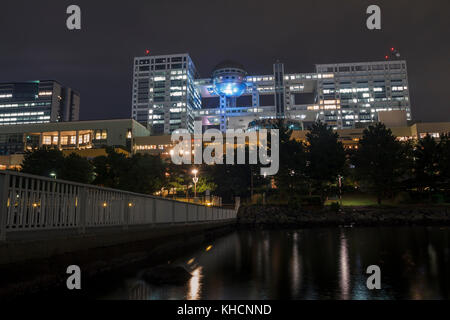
left=192, top=168, right=199, bottom=199
left=49, top=172, right=56, bottom=179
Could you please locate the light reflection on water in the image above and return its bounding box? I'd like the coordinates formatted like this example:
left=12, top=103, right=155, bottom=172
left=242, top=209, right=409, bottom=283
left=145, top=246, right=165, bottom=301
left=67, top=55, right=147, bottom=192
left=101, top=226, right=450, bottom=300
left=339, top=231, right=350, bottom=300
left=186, top=267, right=202, bottom=300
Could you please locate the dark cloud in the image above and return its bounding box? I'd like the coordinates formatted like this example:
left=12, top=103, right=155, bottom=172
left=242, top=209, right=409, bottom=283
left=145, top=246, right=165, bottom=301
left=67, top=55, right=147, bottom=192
left=0, top=0, right=449, bottom=122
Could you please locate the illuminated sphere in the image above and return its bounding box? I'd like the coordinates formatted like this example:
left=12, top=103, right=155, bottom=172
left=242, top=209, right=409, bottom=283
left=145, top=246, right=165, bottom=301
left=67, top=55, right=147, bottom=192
left=212, top=61, right=247, bottom=97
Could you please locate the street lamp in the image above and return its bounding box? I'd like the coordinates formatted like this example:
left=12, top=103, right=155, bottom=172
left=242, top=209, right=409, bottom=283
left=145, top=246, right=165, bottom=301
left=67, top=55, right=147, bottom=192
left=49, top=172, right=57, bottom=179
left=192, top=168, right=199, bottom=199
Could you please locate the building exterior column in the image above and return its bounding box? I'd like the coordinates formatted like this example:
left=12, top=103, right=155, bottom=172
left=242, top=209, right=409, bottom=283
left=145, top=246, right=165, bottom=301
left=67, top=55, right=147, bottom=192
left=57, top=131, right=61, bottom=149
left=38, top=133, right=43, bottom=148
left=22, top=133, right=27, bottom=152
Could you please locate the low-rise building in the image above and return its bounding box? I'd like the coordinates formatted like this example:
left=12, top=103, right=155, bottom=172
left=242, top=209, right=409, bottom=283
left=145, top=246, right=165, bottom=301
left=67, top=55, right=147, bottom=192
left=1, top=118, right=449, bottom=170
left=0, top=119, right=149, bottom=169
left=136, top=121, right=450, bottom=157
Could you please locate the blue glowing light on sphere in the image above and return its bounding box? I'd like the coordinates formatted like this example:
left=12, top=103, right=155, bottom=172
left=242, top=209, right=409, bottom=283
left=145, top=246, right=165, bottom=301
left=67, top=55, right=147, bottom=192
left=212, top=61, right=247, bottom=97
left=213, top=80, right=247, bottom=97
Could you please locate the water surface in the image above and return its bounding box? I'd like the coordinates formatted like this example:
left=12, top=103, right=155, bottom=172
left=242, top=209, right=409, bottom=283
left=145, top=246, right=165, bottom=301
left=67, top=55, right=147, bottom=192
left=99, top=226, right=450, bottom=300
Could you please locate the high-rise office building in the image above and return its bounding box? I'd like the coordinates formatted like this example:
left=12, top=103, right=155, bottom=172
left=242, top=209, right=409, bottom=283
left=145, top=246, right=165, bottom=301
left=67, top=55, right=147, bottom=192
left=315, top=61, right=411, bottom=128
left=0, top=80, right=80, bottom=126
left=131, top=53, right=201, bottom=134
left=132, top=53, right=412, bottom=133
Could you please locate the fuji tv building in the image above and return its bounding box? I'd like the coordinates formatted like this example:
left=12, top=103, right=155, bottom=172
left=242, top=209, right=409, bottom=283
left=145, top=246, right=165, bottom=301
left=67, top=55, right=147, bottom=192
left=131, top=53, right=411, bottom=135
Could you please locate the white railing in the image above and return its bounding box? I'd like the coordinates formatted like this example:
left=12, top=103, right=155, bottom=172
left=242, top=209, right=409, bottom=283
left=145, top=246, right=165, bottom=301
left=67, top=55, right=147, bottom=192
left=0, top=171, right=238, bottom=241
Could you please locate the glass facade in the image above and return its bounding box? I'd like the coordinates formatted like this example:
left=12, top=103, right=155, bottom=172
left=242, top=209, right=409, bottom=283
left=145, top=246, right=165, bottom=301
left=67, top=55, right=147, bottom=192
left=132, top=55, right=412, bottom=133
left=131, top=54, right=201, bottom=134
left=0, top=80, right=79, bottom=126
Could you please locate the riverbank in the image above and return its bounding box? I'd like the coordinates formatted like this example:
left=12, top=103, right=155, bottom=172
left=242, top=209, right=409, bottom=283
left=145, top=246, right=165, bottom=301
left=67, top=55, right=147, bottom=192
left=237, top=204, right=450, bottom=227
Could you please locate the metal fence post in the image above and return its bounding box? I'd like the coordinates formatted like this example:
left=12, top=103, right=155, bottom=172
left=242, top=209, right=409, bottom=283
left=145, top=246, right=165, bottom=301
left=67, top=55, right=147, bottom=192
left=0, top=173, right=10, bottom=241
left=78, top=186, right=88, bottom=234
left=152, top=198, right=156, bottom=225
left=123, top=196, right=130, bottom=230
left=172, top=201, right=175, bottom=224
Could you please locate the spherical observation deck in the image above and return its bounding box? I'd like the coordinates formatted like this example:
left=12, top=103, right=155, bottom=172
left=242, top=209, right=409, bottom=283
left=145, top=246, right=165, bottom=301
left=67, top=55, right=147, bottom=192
left=212, top=60, right=247, bottom=97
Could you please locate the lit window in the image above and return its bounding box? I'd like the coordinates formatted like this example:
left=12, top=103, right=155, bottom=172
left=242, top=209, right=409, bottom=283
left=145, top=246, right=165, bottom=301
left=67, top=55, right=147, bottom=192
left=43, top=136, right=52, bottom=145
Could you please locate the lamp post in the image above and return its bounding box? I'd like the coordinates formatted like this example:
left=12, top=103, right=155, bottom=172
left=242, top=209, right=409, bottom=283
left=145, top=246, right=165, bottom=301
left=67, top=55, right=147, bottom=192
left=192, top=168, right=199, bottom=200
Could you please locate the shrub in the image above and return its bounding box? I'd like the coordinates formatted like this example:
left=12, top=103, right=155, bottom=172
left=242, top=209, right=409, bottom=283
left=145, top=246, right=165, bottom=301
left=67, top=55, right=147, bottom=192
left=288, top=195, right=302, bottom=210
left=330, top=201, right=341, bottom=212
left=300, top=195, right=323, bottom=207
left=394, top=191, right=412, bottom=204
left=432, top=193, right=445, bottom=204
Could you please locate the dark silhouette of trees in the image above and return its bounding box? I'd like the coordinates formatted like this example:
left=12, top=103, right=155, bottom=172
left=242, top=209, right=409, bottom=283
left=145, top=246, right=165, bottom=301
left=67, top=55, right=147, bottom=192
left=273, top=120, right=308, bottom=198
left=354, top=123, right=406, bottom=204
left=119, top=153, right=166, bottom=194
left=306, top=121, right=346, bottom=201
left=438, top=134, right=450, bottom=188
left=18, top=123, right=450, bottom=205
left=92, top=147, right=166, bottom=194
left=21, top=147, right=65, bottom=178
left=413, top=134, right=440, bottom=192
left=61, top=153, right=94, bottom=183
left=21, top=147, right=93, bottom=183
left=91, top=147, right=129, bottom=188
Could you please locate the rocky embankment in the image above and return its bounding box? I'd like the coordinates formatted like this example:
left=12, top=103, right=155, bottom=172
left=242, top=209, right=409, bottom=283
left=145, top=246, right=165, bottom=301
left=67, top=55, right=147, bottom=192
left=237, top=205, right=450, bottom=227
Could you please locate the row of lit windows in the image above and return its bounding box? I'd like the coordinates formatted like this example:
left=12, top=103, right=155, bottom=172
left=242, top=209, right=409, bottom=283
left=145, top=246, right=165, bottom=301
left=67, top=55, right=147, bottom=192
left=42, top=134, right=90, bottom=145
left=257, top=86, right=274, bottom=92
left=247, top=76, right=274, bottom=82
left=0, top=121, right=47, bottom=126
left=0, top=115, right=50, bottom=122
left=245, top=73, right=335, bottom=83
left=318, top=63, right=406, bottom=73
left=0, top=111, right=46, bottom=117
left=94, top=130, right=108, bottom=140
left=38, top=91, right=52, bottom=96
left=136, top=144, right=171, bottom=150
left=0, top=102, right=50, bottom=108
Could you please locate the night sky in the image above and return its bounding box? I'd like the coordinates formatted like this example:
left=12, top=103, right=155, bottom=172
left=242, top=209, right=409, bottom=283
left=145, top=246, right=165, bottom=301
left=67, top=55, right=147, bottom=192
left=0, top=0, right=449, bottom=122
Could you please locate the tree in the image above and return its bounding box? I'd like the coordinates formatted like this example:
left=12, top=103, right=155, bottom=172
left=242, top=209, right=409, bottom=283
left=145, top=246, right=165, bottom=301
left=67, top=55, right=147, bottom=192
left=119, top=153, right=166, bottom=194
left=413, top=134, right=440, bottom=192
left=164, top=163, right=191, bottom=196
left=203, top=145, right=268, bottom=203
left=21, top=148, right=93, bottom=183
left=61, top=153, right=94, bottom=183
left=354, top=123, right=406, bottom=204
left=306, top=121, right=346, bottom=201
left=195, top=176, right=217, bottom=194
left=91, top=147, right=129, bottom=188
left=205, top=163, right=254, bottom=203
left=21, top=147, right=65, bottom=178
left=273, top=120, right=308, bottom=198
left=438, top=134, right=450, bottom=188
left=92, top=148, right=166, bottom=194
